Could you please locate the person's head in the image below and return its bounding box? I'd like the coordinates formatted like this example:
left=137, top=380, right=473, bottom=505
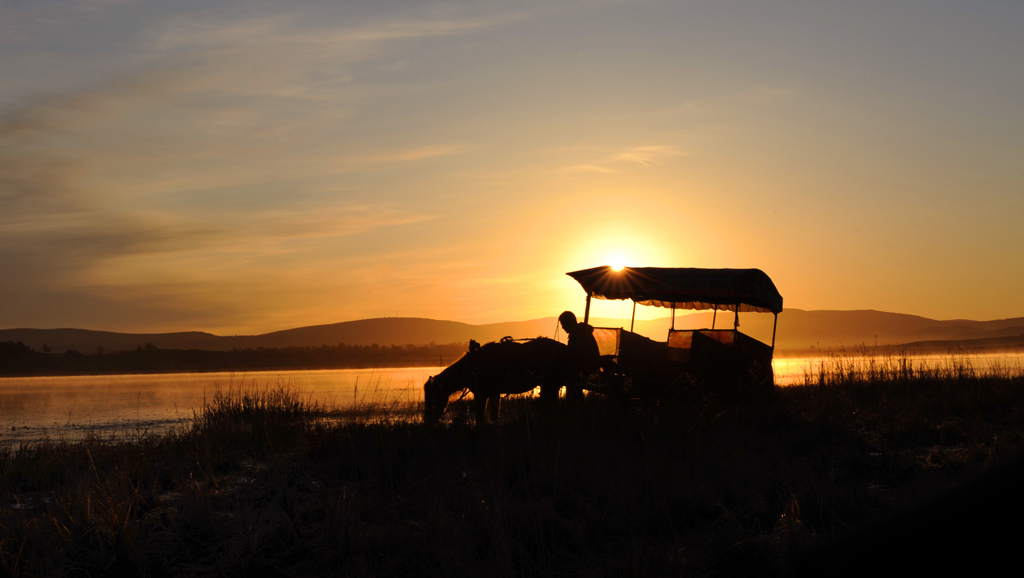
left=558, top=310, right=578, bottom=331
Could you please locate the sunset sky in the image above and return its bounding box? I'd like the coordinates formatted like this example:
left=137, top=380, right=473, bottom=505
left=2, top=0, right=1022, bottom=335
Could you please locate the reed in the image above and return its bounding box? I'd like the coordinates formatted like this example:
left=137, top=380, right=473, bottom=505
left=196, top=381, right=323, bottom=427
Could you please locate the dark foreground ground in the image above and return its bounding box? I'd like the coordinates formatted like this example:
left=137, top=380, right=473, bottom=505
left=3, top=361, right=1024, bottom=577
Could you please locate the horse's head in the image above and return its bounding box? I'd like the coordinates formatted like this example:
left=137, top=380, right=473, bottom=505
left=423, top=341, right=483, bottom=424
left=423, top=375, right=447, bottom=424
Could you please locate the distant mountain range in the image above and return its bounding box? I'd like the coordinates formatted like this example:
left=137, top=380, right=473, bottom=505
left=3, top=309, right=1024, bottom=355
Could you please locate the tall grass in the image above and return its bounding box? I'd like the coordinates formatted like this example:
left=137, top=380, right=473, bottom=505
left=786, top=350, right=1024, bottom=468
left=1, top=353, right=1023, bottom=576
left=0, top=383, right=326, bottom=576
left=198, top=382, right=320, bottom=425
left=798, top=346, right=1023, bottom=386
left=326, top=374, right=422, bottom=424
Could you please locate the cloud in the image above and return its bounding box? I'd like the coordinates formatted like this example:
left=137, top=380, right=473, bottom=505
left=610, top=145, right=686, bottom=167
left=561, top=164, right=615, bottom=173
left=151, top=7, right=511, bottom=58
left=560, top=145, right=686, bottom=173
left=0, top=1, right=513, bottom=332
left=0, top=198, right=439, bottom=333
left=0, top=2, right=497, bottom=204
left=230, top=204, right=438, bottom=242
left=347, top=145, right=468, bottom=165
left=2, top=0, right=672, bottom=331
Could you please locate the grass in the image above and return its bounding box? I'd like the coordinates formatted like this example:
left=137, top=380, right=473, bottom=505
left=788, top=349, right=1024, bottom=465
left=1, top=354, right=1023, bottom=576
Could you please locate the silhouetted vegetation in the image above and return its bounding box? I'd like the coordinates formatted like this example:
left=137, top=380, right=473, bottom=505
left=0, top=340, right=467, bottom=375
left=1, top=356, right=1023, bottom=576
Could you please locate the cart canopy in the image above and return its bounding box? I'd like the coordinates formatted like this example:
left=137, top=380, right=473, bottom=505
left=567, top=266, right=783, bottom=314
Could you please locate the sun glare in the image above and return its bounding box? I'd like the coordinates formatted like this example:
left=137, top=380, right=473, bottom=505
left=607, top=252, right=629, bottom=271
left=607, top=251, right=629, bottom=270
left=561, top=225, right=675, bottom=280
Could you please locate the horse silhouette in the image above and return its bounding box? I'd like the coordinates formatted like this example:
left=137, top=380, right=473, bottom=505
left=423, top=337, right=568, bottom=424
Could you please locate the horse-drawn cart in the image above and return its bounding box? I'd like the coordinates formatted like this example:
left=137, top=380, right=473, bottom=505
left=567, top=265, right=783, bottom=400
left=424, top=265, right=783, bottom=423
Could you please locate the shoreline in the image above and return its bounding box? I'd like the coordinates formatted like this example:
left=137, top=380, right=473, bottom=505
left=0, top=363, right=446, bottom=379
left=4, top=340, right=1024, bottom=378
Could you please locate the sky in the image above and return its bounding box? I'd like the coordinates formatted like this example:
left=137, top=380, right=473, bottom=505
left=1, top=0, right=1022, bottom=335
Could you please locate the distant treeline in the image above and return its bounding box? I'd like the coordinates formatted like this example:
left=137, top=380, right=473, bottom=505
left=0, top=341, right=469, bottom=376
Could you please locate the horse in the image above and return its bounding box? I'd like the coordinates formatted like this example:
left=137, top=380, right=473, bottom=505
left=423, top=337, right=568, bottom=424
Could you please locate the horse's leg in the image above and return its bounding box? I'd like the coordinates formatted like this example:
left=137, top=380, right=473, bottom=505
left=567, top=386, right=583, bottom=403
left=567, top=375, right=585, bottom=405
left=540, top=379, right=563, bottom=413
left=489, top=394, right=500, bottom=423
left=474, top=394, right=488, bottom=424
left=539, top=383, right=556, bottom=409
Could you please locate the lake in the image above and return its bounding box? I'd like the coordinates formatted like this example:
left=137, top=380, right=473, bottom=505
left=0, top=367, right=436, bottom=447
left=2, top=352, right=1022, bottom=446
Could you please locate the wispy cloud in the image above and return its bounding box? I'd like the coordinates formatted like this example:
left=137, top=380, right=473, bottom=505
left=610, top=145, right=686, bottom=167
left=0, top=1, right=500, bottom=202
left=561, top=145, right=686, bottom=173
left=562, top=164, right=616, bottom=173
left=1, top=1, right=634, bottom=331
left=0, top=0, right=478, bottom=331
left=152, top=8, right=512, bottom=58
left=348, top=145, right=468, bottom=165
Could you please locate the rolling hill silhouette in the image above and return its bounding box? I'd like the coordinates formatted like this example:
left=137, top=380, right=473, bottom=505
left=3, top=310, right=1024, bottom=355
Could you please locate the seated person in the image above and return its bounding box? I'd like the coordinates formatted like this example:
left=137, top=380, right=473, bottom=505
left=558, top=311, right=600, bottom=397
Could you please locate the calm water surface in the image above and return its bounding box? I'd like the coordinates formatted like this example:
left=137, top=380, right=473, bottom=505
left=0, top=367, right=436, bottom=447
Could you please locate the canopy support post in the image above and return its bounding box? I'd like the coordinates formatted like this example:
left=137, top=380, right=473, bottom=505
left=734, top=307, right=740, bottom=331
left=583, top=294, right=592, bottom=325
left=771, top=313, right=778, bottom=351
left=712, top=306, right=717, bottom=330
left=671, top=303, right=676, bottom=330
left=630, top=301, right=636, bottom=332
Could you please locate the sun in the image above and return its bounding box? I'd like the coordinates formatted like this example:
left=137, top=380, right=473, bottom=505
left=561, top=225, right=674, bottom=275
